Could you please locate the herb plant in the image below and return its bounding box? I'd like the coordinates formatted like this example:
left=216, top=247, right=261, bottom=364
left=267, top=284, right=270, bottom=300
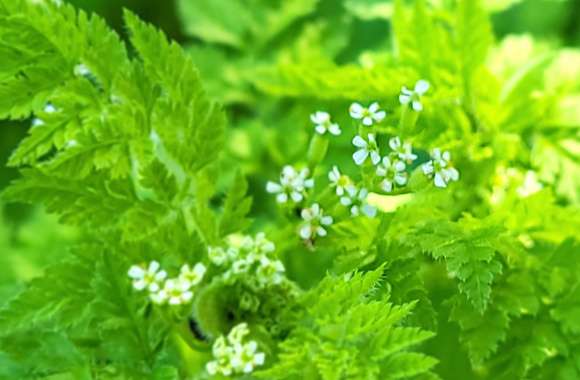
left=1, top=0, right=579, bottom=379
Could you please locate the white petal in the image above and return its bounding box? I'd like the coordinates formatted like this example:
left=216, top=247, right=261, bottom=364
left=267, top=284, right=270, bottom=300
left=349, top=103, right=364, bottom=118
left=367, top=133, right=376, bottom=144
left=254, top=352, right=265, bottom=365
left=358, top=188, right=368, bottom=200
left=300, top=225, right=312, bottom=239
left=321, top=216, right=333, bottom=225
left=394, top=161, right=406, bottom=172
left=362, top=116, right=373, bottom=126
left=370, top=151, right=381, bottom=165
left=415, top=79, right=430, bottom=95
left=353, top=149, right=369, bottom=165
left=133, top=279, right=147, bottom=291
left=399, top=94, right=411, bottom=105
left=412, top=100, right=423, bottom=112
left=155, top=270, right=168, bottom=281
left=432, top=148, right=442, bottom=160
left=346, top=185, right=358, bottom=197
left=311, top=203, right=320, bottom=215
left=442, top=150, right=451, bottom=161
left=316, top=227, right=327, bottom=237
left=373, top=110, right=386, bottom=122
left=368, top=102, right=379, bottom=113
left=128, top=266, right=145, bottom=279
left=328, top=124, right=341, bottom=135
left=389, top=136, right=401, bottom=150
left=266, top=181, right=282, bottom=193
left=362, top=204, right=377, bottom=218
left=328, top=166, right=340, bottom=182
left=276, top=193, right=288, bottom=203
left=315, top=125, right=326, bottom=135
left=381, top=180, right=393, bottom=193
left=395, top=173, right=407, bottom=185
left=422, top=161, right=434, bottom=175
left=336, top=186, right=344, bottom=196
left=446, top=167, right=459, bottom=181
left=376, top=166, right=387, bottom=177
left=340, top=196, right=352, bottom=206
left=352, top=135, right=367, bottom=148
left=291, top=191, right=303, bottom=202
left=434, top=172, right=447, bottom=188
left=301, top=208, right=313, bottom=221
left=350, top=205, right=360, bottom=216
left=148, top=261, right=160, bottom=273
left=303, top=178, right=314, bottom=188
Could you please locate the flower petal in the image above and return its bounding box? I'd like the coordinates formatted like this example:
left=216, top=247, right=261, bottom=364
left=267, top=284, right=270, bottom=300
left=315, top=125, right=326, bottom=135
left=370, top=151, right=381, bottom=165
left=362, top=116, right=373, bottom=126
left=415, top=79, right=430, bottom=95
left=389, top=136, right=401, bottom=150
left=276, top=192, right=288, bottom=203
left=434, top=172, right=447, bottom=188
left=373, top=110, right=386, bottom=122
left=352, top=135, right=367, bottom=148
left=349, top=103, right=364, bottom=118
left=412, top=100, right=423, bottom=112
left=266, top=181, right=282, bottom=193
left=300, top=225, right=312, bottom=239
left=362, top=204, right=377, bottom=218
left=353, top=149, right=369, bottom=165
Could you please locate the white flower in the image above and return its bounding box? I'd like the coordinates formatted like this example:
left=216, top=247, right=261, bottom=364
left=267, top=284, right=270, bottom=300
left=340, top=186, right=378, bottom=217
left=422, top=148, right=459, bottom=188
left=352, top=134, right=381, bottom=166
left=388, top=136, right=417, bottom=162
left=328, top=166, right=351, bottom=196
left=399, top=79, right=430, bottom=111
left=266, top=165, right=314, bottom=203
left=160, top=279, right=193, bottom=305
left=178, top=263, right=206, bottom=288
left=310, top=111, right=341, bottom=136
left=207, top=324, right=265, bottom=376
left=128, top=261, right=167, bottom=293
left=232, top=258, right=251, bottom=274
left=376, top=156, right=407, bottom=192
left=516, top=171, right=542, bottom=198
left=299, top=203, right=333, bottom=240
left=256, top=257, right=285, bottom=286
left=208, top=246, right=229, bottom=266
left=227, top=323, right=250, bottom=345
left=74, top=63, right=91, bottom=77
left=349, top=102, right=386, bottom=126
left=231, top=341, right=266, bottom=374
left=44, top=103, right=57, bottom=113
left=242, top=232, right=275, bottom=256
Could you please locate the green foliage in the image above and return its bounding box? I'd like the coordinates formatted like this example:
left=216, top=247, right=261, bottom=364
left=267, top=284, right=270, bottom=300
left=0, top=0, right=579, bottom=379
left=257, top=267, right=437, bottom=380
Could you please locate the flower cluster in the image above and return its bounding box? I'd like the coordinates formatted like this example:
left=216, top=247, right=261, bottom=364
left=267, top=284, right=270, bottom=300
left=206, top=323, right=266, bottom=377
left=266, top=165, right=314, bottom=204
left=208, top=233, right=286, bottom=288
left=128, top=261, right=206, bottom=305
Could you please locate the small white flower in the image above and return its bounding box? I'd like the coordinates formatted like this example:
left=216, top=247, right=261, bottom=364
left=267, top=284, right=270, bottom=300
left=376, top=156, right=407, bottom=193
left=328, top=166, right=351, bottom=196
left=299, top=203, right=333, bottom=240
left=242, top=232, right=275, bottom=256
left=310, top=111, right=341, bottom=136
left=516, top=171, right=542, bottom=198
left=208, top=246, right=229, bottom=266
left=388, top=136, right=417, bottom=162
left=161, top=279, right=193, bottom=305
left=422, top=148, right=459, bottom=188
left=74, top=63, right=91, bottom=77
left=256, top=257, right=285, bottom=286
left=352, top=134, right=381, bottom=166
left=349, top=102, right=387, bottom=126
left=178, top=263, right=206, bottom=288
left=266, top=165, right=314, bottom=203
left=399, top=79, right=430, bottom=112
left=232, top=258, right=251, bottom=274
left=44, top=103, right=57, bottom=113
left=128, top=261, right=167, bottom=293
left=340, top=186, right=377, bottom=217
left=231, top=341, right=266, bottom=374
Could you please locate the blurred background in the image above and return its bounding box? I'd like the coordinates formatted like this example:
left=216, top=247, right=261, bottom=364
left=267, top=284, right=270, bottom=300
left=1, top=0, right=579, bottom=311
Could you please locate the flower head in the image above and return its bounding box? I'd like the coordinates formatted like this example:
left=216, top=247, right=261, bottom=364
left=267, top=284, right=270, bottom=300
left=299, top=203, right=333, bottom=240
left=389, top=136, right=417, bottom=163
left=376, top=156, right=407, bottom=193
left=178, top=263, right=206, bottom=288
left=310, top=111, right=341, bottom=136
left=422, top=148, right=459, bottom=188
left=155, top=278, right=193, bottom=305
left=256, top=257, right=285, bottom=286
left=349, top=102, right=386, bottom=126
left=352, top=134, right=381, bottom=166
left=399, top=80, right=430, bottom=112
left=266, top=165, right=314, bottom=203
left=207, top=323, right=266, bottom=377
left=128, top=261, right=167, bottom=292
left=340, top=186, right=378, bottom=217
left=328, top=166, right=351, bottom=196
